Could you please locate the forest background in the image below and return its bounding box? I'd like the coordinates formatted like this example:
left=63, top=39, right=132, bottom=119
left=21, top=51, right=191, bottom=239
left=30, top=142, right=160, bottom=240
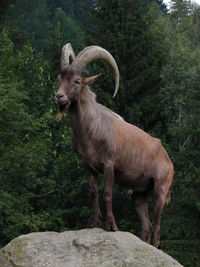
left=0, top=0, right=200, bottom=266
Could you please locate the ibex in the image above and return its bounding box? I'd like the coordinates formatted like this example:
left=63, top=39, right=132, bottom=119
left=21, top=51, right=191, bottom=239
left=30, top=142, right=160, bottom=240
left=55, top=43, right=174, bottom=247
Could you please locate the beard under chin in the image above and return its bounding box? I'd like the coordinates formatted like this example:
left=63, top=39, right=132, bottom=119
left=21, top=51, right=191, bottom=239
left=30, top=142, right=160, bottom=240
left=58, top=102, right=70, bottom=112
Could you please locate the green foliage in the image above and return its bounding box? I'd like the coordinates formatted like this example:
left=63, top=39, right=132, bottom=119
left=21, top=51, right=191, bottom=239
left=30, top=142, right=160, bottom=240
left=0, top=30, right=52, bottom=244
left=49, top=7, right=85, bottom=75
left=2, top=0, right=52, bottom=51
left=0, top=1, right=200, bottom=266
left=158, top=2, right=200, bottom=265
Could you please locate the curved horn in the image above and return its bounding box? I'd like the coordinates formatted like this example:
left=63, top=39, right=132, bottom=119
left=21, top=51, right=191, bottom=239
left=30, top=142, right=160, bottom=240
left=71, top=46, right=119, bottom=98
left=61, top=43, right=76, bottom=70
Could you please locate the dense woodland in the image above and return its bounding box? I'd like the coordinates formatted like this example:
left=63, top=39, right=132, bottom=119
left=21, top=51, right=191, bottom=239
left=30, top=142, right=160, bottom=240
left=0, top=0, right=200, bottom=266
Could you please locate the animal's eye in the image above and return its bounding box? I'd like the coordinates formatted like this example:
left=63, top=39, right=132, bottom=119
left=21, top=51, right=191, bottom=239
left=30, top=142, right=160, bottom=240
left=75, top=80, right=81, bottom=85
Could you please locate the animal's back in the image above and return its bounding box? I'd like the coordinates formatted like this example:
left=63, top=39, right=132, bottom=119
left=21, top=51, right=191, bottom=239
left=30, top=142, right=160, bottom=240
left=97, top=104, right=170, bottom=169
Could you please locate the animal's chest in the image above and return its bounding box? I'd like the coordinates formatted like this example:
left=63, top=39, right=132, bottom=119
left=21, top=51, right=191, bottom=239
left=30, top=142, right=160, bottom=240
left=73, top=137, right=102, bottom=172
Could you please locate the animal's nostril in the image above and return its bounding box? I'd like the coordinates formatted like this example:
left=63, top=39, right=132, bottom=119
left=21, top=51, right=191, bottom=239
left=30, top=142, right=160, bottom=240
left=56, top=93, right=64, bottom=99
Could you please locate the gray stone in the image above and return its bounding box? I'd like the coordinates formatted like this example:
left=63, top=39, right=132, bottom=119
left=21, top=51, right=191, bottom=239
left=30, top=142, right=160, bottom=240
left=0, top=228, right=183, bottom=267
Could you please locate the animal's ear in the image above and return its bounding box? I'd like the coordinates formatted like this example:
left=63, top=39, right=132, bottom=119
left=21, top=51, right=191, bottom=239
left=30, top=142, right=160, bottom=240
left=83, top=74, right=101, bottom=85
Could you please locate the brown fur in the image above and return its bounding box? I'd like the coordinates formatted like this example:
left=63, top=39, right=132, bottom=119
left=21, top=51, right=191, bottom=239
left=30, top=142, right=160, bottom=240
left=55, top=67, right=174, bottom=248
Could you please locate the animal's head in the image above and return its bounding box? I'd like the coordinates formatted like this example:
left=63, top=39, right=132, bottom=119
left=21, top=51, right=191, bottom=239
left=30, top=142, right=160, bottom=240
left=55, top=44, right=119, bottom=112
left=56, top=67, right=101, bottom=110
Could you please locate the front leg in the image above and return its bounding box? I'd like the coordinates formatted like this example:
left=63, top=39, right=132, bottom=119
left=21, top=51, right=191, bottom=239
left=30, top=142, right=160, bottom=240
left=104, top=161, right=119, bottom=231
left=85, top=165, right=102, bottom=228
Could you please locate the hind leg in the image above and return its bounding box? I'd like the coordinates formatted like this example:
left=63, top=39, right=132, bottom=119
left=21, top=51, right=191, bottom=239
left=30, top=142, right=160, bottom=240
left=153, top=188, right=165, bottom=247
left=133, top=193, right=152, bottom=243
left=153, top=165, right=174, bottom=247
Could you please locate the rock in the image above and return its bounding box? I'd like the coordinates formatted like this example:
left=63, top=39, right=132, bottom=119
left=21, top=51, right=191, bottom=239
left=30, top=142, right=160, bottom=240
left=0, top=228, right=182, bottom=267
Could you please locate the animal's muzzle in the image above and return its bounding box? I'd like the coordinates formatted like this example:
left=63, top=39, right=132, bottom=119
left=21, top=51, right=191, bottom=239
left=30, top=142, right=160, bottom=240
left=55, top=93, right=69, bottom=107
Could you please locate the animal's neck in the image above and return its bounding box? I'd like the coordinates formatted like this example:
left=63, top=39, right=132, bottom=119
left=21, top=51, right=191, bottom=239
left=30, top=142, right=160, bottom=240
left=68, top=87, right=98, bottom=137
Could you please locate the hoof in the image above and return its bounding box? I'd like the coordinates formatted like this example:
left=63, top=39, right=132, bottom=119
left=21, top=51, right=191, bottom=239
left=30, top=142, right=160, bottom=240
left=88, top=214, right=102, bottom=228
left=105, top=215, right=119, bottom=231
left=153, top=240, right=160, bottom=248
